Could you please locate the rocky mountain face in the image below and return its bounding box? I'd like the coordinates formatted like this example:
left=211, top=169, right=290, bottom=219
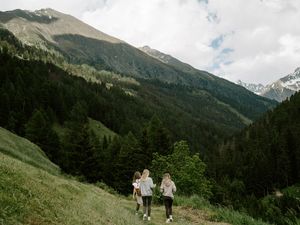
left=236, top=80, right=266, bottom=95
left=236, top=68, right=300, bottom=102
left=261, top=68, right=300, bottom=102
left=139, top=45, right=195, bottom=73
left=0, top=8, right=121, bottom=46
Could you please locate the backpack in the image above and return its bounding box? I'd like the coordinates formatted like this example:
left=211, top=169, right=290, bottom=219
left=134, top=179, right=142, bottom=196
left=135, top=188, right=142, bottom=196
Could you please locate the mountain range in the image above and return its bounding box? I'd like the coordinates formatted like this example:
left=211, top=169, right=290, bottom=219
left=0, top=8, right=276, bottom=151
left=236, top=80, right=266, bottom=95
left=1, top=8, right=299, bottom=225
left=237, top=67, right=300, bottom=102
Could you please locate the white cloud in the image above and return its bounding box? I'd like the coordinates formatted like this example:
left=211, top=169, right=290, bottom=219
left=1, top=0, right=300, bottom=84
left=208, top=0, right=300, bottom=84
left=80, top=0, right=218, bottom=68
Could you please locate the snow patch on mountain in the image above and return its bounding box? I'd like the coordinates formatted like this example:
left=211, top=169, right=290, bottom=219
left=237, top=67, right=300, bottom=102
left=261, top=67, right=300, bottom=102
left=236, top=80, right=266, bottom=95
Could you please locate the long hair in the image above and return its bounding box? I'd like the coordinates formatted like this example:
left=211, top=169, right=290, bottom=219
left=133, top=171, right=141, bottom=182
left=162, top=173, right=171, bottom=185
left=141, top=169, right=150, bottom=181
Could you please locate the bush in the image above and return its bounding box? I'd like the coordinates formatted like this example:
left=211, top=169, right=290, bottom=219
left=151, top=140, right=212, bottom=198
left=173, top=194, right=209, bottom=209
left=259, top=193, right=300, bottom=225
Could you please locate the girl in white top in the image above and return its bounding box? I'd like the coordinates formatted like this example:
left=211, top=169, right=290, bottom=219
left=132, top=171, right=143, bottom=214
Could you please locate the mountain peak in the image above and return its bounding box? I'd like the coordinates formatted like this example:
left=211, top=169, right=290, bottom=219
left=139, top=45, right=198, bottom=74
left=260, top=67, right=300, bottom=102
left=0, top=8, right=122, bottom=45
left=236, top=80, right=266, bottom=95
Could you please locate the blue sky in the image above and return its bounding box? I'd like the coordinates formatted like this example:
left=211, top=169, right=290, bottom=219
left=1, top=0, right=300, bottom=84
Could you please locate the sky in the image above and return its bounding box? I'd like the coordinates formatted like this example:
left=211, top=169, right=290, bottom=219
left=1, top=0, right=300, bottom=85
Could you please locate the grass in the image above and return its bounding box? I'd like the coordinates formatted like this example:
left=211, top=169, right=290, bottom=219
left=0, top=127, right=273, bottom=225
left=53, top=117, right=116, bottom=142
left=212, top=207, right=271, bottom=225
left=0, top=150, right=229, bottom=225
left=0, top=152, right=144, bottom=225
left=173, top=195, right=272, bottom=225
left=0, top=127, right=59, bottom=175
left=282, top=184, right=300, bottom=199
left=88, top=118, right=116, bottom=139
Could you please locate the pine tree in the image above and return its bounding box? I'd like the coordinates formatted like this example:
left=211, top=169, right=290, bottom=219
left=146, top=115, right=172, bottom=156
left=115, top=132, right=144, bottom=193
left=25, top=109, right=60, bottom=161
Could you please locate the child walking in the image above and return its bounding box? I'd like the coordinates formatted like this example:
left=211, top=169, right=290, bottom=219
left=132, top=171, right=143, bottom=215
left=140, top=169, right=156, bottom=221
left=160, top=173, right=176, bottom=223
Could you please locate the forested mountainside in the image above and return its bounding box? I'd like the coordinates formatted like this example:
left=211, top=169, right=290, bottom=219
left=0, top=26, right=276, bottom=152
left=0, top=8, right=299, bottom=225
left=0, top=9, right=276, bottom=122
left=208, top=91, right=300, bottom=224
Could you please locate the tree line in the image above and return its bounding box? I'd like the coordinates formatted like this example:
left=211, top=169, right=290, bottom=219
left=208, top=92, right=300, bottom=224
left=0, top=50, right=211, bottom=196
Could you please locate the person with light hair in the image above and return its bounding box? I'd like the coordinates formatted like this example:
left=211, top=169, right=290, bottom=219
left=140, top=169, right=156, bottom=221
left=160, top=173, right=176, bottom=223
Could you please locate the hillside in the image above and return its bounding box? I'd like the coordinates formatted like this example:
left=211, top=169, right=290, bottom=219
left=139, top=45, right=196, bottom=73
left=0, top=127, right=59, bottom=175
left=0, top=126, right=272, bottom=225
left=209, top=91, right=300, bottom=224
left=0, top=9, right=276, bottom=124
left=0, top=27, right=276, bottom=155
left=0, top=8, right=121, bottom=45
left=212, top=91, right=300, bottom=195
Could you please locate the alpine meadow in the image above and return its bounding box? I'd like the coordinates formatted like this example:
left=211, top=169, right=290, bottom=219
left=0, top=6, right=299, bottom=225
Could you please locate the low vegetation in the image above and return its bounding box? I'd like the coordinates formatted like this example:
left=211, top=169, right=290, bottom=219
left=0, top=127, right=274, bottom=225
left=0, top=127, right=59, bottom=175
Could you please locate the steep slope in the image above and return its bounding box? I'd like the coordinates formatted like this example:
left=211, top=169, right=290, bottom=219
left=0, top=8, right=121, bottom=45
left=0, top=127, right=60, bottom=175
left=212, top=91, right=300, bottom=197
left=0, top=46, right=246, bottom=155
left=0, top=9, right=276, bottom=123
left=0, top=126, right=272, bottom=225
left=261, top=68, right=300, bottom=102
left=236, top=80, right=266, bottom=95
left=139, top=45, right=196, bottom=73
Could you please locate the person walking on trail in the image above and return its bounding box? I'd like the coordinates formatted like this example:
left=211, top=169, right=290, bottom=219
left=140, top=169, right=156, bottom=221
left=132, top=171, right=143, bottom=215
left=160, top=173, right=176, bottom=223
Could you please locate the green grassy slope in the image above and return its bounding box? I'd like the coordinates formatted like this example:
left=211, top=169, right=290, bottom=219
left=0, top=127, right=59, bottom=175
left=88, top=118, right=117, bottom=138
left=53, top=118, right=116, bottom=141
left=0, top=127, right=271, bottom=225
left=0, top=151, right=144, bottom=225
left=1, top=150, right=270, bottom=225
left=0, top=128, right=223, bottom=225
